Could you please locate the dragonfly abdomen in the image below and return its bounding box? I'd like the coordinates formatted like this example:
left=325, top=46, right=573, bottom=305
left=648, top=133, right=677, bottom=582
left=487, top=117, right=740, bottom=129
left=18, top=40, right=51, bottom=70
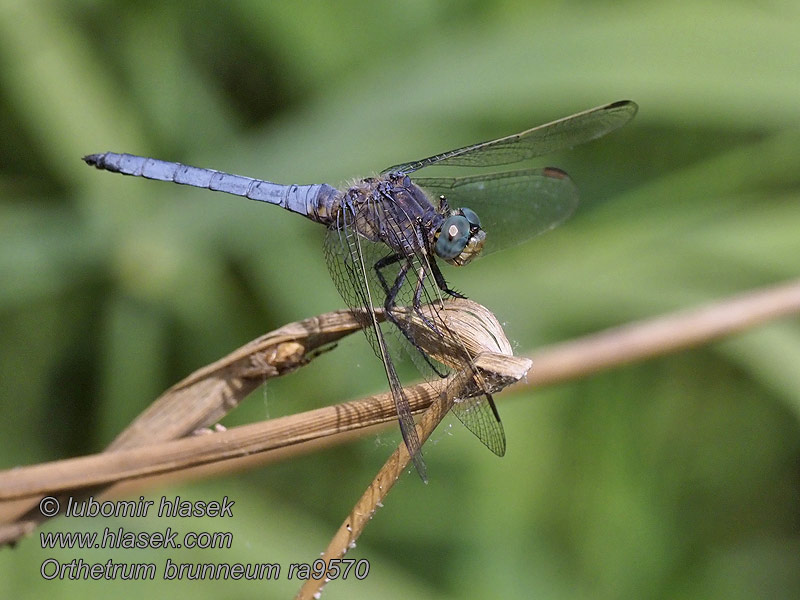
left=83, top=152, right=338, bottom=224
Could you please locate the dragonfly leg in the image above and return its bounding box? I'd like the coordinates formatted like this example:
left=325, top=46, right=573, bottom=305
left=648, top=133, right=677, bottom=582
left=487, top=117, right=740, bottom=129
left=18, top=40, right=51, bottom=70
left=429, top=258, right=465, bottom=299
left=375, top=255, right=448, bottom=378
left=384, top=259, right=412, bottom=311
left=374, top=253, right=413, bottom=330
left=410, top=266, right=449, bottom=378
left=410, top=218, right=465, bottom=300
left=374, top=252, right=403, bottom=296
left=411, top=266, right=446, bottom=338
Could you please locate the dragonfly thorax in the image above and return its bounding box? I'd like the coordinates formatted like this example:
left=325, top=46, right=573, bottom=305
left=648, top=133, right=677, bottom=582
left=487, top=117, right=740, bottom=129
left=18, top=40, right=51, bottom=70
left=435, top=206, right=485, bottom=266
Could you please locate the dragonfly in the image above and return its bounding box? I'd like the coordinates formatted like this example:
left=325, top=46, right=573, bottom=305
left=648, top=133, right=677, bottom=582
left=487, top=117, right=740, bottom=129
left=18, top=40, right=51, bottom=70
left=84, top=99, right=637, bottom=481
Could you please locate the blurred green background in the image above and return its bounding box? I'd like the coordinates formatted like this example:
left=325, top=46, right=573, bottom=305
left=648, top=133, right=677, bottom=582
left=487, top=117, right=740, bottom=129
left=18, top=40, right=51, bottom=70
left=2, top=1, right=800, bottom=598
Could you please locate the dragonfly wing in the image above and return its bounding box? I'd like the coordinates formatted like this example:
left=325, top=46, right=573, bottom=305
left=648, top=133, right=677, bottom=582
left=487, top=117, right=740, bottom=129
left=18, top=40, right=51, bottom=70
left=382, top=100, right=637, bottom=175
left=323, top=200, right=428, bottom=480
left=408, top=300, right=507, bottom=457
left=415, top=168, right=579, bottom=256
left=324, top=191, right=508, bottom=476
left=449, top=393, right=506, bottom=456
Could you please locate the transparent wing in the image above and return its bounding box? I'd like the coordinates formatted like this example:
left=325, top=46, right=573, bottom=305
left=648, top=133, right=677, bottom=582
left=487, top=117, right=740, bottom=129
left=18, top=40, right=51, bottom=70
left=323, top=195, right=506, bottom=475
left=415, top=168, right=579, bottom=256
left=382, top=100, right=637, bottom=175
left=323, top=201, right=429, bottom=481
left=450, top=394, right=505, bottom=456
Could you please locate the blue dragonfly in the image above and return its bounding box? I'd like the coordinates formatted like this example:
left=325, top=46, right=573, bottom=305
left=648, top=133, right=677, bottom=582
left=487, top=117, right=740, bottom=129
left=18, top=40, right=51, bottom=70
left=84, top=100, right=637, bottom=480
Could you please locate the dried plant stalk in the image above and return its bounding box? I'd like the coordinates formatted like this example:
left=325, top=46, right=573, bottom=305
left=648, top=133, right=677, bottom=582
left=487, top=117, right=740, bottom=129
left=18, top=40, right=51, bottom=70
left=2, top=279, right=800, bottom=551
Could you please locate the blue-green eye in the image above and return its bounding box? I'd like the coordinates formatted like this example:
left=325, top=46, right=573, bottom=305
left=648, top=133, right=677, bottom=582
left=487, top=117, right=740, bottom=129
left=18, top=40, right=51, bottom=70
left=461, top=207, right=481, bottom=228
left=435, top=215, right=470, bottom=259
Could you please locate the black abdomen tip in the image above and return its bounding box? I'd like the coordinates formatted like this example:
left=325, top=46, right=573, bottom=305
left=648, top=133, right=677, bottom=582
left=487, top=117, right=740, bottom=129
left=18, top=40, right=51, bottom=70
left=82, top=153, right=117, bottom=172
left=83, top=154, right=102, bottom=167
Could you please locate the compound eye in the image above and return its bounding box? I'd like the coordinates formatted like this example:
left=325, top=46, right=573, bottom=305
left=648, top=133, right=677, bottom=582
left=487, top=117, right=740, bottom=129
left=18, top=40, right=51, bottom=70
left=460, top=207, right=481, bottom=228
left=435, top=215, right=470, bottom=260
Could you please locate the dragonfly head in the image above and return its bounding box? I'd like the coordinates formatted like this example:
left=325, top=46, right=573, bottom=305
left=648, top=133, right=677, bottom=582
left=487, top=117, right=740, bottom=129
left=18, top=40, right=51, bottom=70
left=435, top=207, right=485, bottom=266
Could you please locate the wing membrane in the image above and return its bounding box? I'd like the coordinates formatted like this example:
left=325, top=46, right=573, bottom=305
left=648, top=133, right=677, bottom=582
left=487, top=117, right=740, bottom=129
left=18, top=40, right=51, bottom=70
left=323, top=199, right=429, bottom=480
left=383, top=100, right=637, bottom=175
left=416, top=168, right=579, bottom=256
left=324, top=191, right=506, bottom=478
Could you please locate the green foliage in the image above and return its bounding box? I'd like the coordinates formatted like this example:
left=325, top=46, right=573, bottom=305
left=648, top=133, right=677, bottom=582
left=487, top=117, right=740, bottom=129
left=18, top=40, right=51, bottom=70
left=1, top=1, right=799, bottom=598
